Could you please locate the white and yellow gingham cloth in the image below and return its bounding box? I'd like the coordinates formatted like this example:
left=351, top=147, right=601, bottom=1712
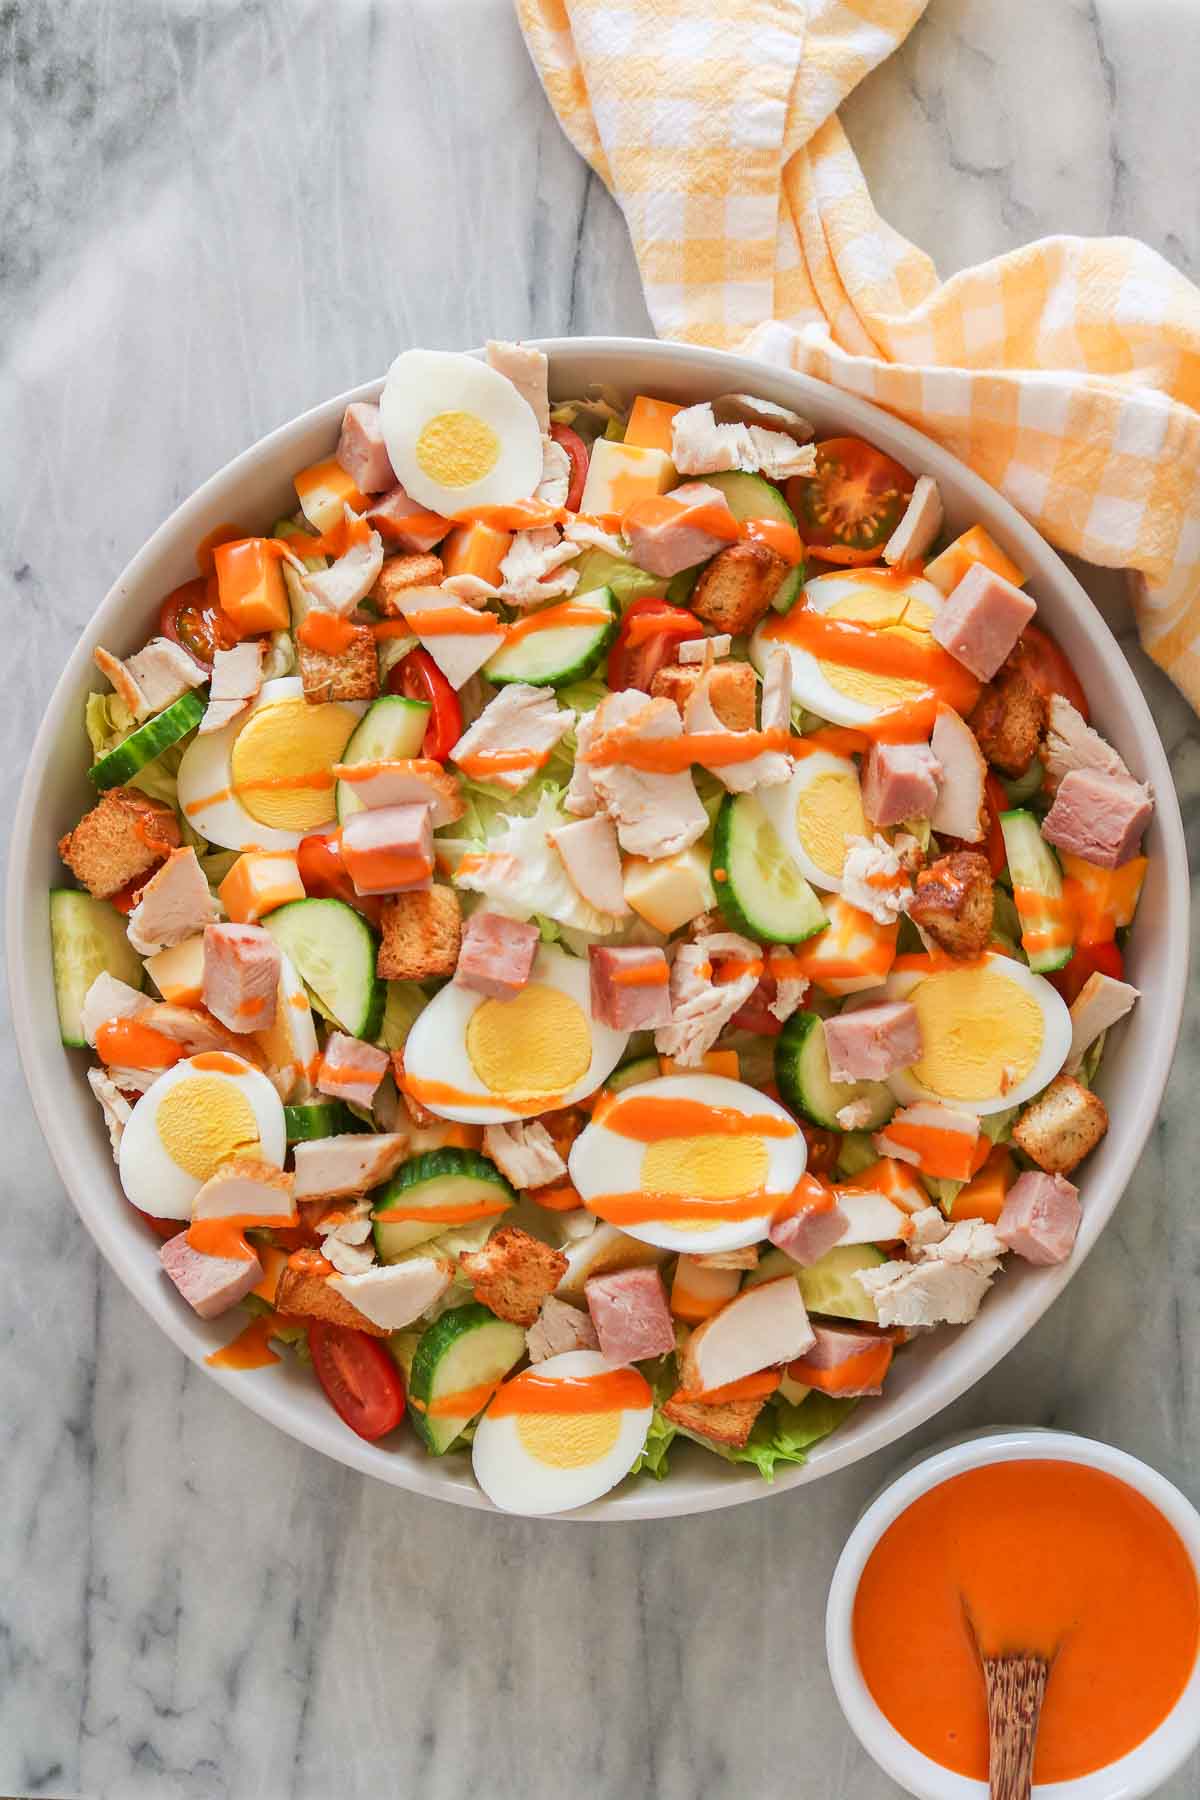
left=516, top=0, right=1200, bottom=706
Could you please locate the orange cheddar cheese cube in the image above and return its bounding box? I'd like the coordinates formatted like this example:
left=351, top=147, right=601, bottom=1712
left=791, top=896, right=898, bottom=996
left=219, top=851, right=306, bottom=925
left=213, top=539, right=290, bottom=634
left=924, top=524, right=1025, bottom=596
left=439, top=521, right=513, bottom=587
left=625, top=396, right=683, bottom=455
left=294, top=457, right=369, bottom=534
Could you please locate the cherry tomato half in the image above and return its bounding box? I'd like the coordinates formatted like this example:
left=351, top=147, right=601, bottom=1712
left=296, top=832, right=383, bottom=927
left=729, top=978, right=784, bottom=1037
left=607, top=597, right=704, bottom=692
left=549, top=422, right=589, bottom=512
left=788, top=437, right=914, bottom=565
left=1049, top=938, right=1125, bottom=1006
left=308, top=1321, right=406, bottom=1441
left=387, top=647, right=463, bottom=761
left=983, top=772, right=1009, bottom=878
left=159, top=577, right=242, bottom=669
left=1011, top=622, right=1090, bottom=722
left=799, top=1123, right=840, bottom=1177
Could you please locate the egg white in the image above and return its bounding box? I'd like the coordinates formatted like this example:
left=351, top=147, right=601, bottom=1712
left=118, top=1054, right=287, bottom=1220
left=756, top=750, right=868, bottom=896
left=176, top=677, right=365, bottom=851
left=878, top=953, right=1071, bottom=1113
left=750, top=568, right=947, bottom=728
left=400, top=944, right=629, bottom=1125
left=471, top=1350, right=653, bottom=1516
left=379, top=349, right=544, bottom=516
left=252, top=950, right=318, bottom=1102
left=568, top=1073, right=807, bottom=1253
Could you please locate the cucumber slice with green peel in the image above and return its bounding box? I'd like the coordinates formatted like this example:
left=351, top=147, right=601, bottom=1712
left=572, top=548, right=662, bottom=606
left=713, top=792, right=828, bottom=944
left=604, top=1053, right=662, bottom=1094
left=703, top=471, right=798, bottom=527
left=408, top=1303, right=527, bottom=1453
left=483, top=587, right=619, bottom=688
left=50, top=890, right=144, bottom=1048
left=774, top=1010, right=895, bottom=1132
left=769, top=563, right=805, bottom=615
left=262, top=898, right=383, bottom=1040
left=999, top=758, right=1046, bottom=809
left=335, top=694, right=432, bottom=821
left=88, top=690, right=206, bottom=790
left=284, top=1099, right=353, bottom=1143
left=1000, top=809, right=1075, bottom=973
left=373, top=1149, right=517, bottom=1259
left=745, top=1243, right=886, bottom=1321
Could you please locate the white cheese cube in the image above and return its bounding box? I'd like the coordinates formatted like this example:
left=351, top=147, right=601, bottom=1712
left=623, top=845, right=716, bottom=934
left=579, top=440, right=676, bottom=517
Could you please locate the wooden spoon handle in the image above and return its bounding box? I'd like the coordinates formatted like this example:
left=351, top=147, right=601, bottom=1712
left=982, top=1654, right=1049, bottom=1800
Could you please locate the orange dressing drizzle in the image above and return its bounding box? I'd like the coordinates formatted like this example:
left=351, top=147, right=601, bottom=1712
left=487, top=1366, right=652, bottom=1417
left=205, top=1314, right=282, bottom=1370
left=608, top=961, right=669, bottom=988
left=94, top=1018, right=184, bottom=1070
left=740, top=517, right=806, bottom=564
left=582, top=726, right=791, bottom=774
left=593, top=1094, right=796, bottom=1142
left=297, top=611, right=360, bottom=655
left=373, top=1198, right=511, bottom=1225
left=401, top=1073, right=568, bottom=1117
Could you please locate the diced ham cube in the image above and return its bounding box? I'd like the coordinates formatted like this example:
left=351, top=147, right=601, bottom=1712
left=585, top=1265, right=675, bottom=1363
left=340, top=803, right=433, bottom=895
left=160, top=1232, right=263, bottom=1320
left=366, top=483, right=450, bottom=553
left=317, top=1032, right=390, bottom=1109
left=589, top=945, right=672, bottom=1031
left=336, top=401, right=396, bottom=494
left=996, top=1171, right=1081, bottom=1265
left=202, top=923, right=280, bottom=1034
left=823, top=1001, right=921, bottom=1083
left=861, top=740, right=942, bottom=829
left=624, top=482, right=738, bottom=578
left=1040, top=768, right=1154, bottom=868
left=455, top=911, right=540, bottom=1001
left=789, top=1321, right=894, bottom=1396
left=769, top=1199, right=848, bottom=1266
left=930, top=563, right=1036, bottom=681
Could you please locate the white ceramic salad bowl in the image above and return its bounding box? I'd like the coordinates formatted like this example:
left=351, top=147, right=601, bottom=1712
left=7, top=337, right=1188, bottom=1520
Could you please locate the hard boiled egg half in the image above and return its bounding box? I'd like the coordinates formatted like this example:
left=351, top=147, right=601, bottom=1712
left=400, top=944, right=628, bottom=1125
left=876, top=952, right=1071, bottom=1113
left=379, top=349, right=543, bottom=517
left=176, top=677, right=365, bottom=851
left=471, top=1350, right=653, bottom=1516
left=568, top=1073, right=807, bottom=1253
left=750, top=567, right=947, bottom=728
left=756, top=748, right=869, bottom=896
left=118, top=1053, right=286, bottom=1220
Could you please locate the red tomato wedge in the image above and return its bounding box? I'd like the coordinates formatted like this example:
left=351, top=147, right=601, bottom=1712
left=308, top=1321, right=406, bottom=1441
left=549, top=422, right=589, bottom=512
left=387, top=647, right=463, bottom=761
left=296, top=832, right=383, bottom=927
left=983, top=772, right=1009, bottom=878
left=607, top=597, right=704, bottom=691
left=788, top=437, right=914, bottom=565
left=1049, top=938, right=1125, bottom=1006
left=159, top=577, right=242, bottom=669
left=1012, top=622, right=1091, bottom=722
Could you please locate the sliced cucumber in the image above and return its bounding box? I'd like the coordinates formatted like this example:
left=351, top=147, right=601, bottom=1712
left=745, top=1243, right=886, bottom=1321
left=88, top=690, right=206, bottom=791
left=1000, top=809, right=1074, bottom=974
left=483, top=587, right=618, bottom=688
left=604, top=1053, right=661, bottom=1095
left=713, top=792, right=827, bottom=945
left=262, top=898, right=383, bottom=1040
left=50, top=890, right=144, bottom=1048
left=373, top=1148, right=517, bottom=1259
left=703, top=471, right=798, bottom=527
left=408, top=1303, right=527, bottom=1453
left=775, top=1010, right=895, bottom=1132
left=572, top=548, right=662, bottom=606
left=770, top=563, right=804, bottom=615
left=284, top=1099, right=353, bottom=1142
left=335, top=694, right=432, bottom=821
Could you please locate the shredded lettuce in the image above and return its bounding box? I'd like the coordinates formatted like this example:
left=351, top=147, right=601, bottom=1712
left=454, top=789, right=622, bottom=936
left=547, top=385, right=627, bottom=446
left=1079, top=1028, right=1107, bottom=1088
left=376, top=981, right=430, bottom=1052
left=263, top=630, right=296, bottom=680
left=675, top=1394, right=857, bottom=1481
left=836, top=1131, right=879, bottom=1178
left=630, top=1356, right=679, bottom=1480
left=86, top=690, right=137, bottom=759
left=556, top=672, right=610, bottom=715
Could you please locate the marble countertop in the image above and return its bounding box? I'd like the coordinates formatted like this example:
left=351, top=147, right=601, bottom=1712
left=2, top=2, right=1198, bottom=1795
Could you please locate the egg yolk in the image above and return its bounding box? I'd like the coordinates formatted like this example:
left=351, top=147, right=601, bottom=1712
left=817, top=586, right=936, bottom=710
left=795, top=770, right=868, bottom=877
left=642, top=1134, right=768, bottom=1230
left=155, top=1076, right=261, bottom=1179
left=466, top=984, right=591, bottom=1101
left=908, top=966, right=1044, bottom=1102
left=516, top=1410, right=621, bottom=1468
left=416, top=410, right=500, bottom=489
left=231, top=697, right=356, bottom=831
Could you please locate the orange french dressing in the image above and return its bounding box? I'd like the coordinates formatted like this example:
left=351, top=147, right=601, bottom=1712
left=762, top=606, right=981, bottom=717
left=609, top=961, right=670, bottom=989
left=582, top=726, right=791, bottom=774
left=593, top=1093, right=796, bottom=1143
left=451, top=499, right=565, bottom=532
left=586, top=1189, right=780, bottom=1228
left=487, top=1367, right=652, bottom=1417
left=740, top=517, right=807, bottom=565
left=94, top=1018, right=183, bottom=1071
left=398, top=605, right=505, bottom=637
left=622, top=493, right=741, bottom=546
left=410, top=1379, right=506, bottom=1419
left=854, top=1461, right=1200, bottom=1785
left=206, top=1315, right=282, bottom=1371
left=297, top=610, right=360, bottom=656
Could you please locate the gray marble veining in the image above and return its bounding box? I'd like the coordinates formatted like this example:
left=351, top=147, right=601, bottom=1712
left=2, top=1, right=1198, bottom=1795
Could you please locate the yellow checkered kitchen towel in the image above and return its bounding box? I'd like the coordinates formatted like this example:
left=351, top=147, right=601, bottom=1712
left=516, top=0, right=1200, bottom=707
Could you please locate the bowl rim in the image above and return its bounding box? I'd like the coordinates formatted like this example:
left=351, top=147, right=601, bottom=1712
left=6, top=334, right=1190, bottom=1521
left=825, top=1429, right=1200, bottom=1799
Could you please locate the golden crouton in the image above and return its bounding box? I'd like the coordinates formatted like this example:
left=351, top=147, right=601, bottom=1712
left=907, top=850, right=994, bottom=959
left=692, top=1246, right=759, bottom=1271
left=649, top=659, right=757, bottom=733
left=691, top=542, right=789, bottom=636
left=969, top=669, right=1047, bottom=777
left=460, top=1225, right=568, bottom=1326
left=662, top=1391, right=766, bottom=1448
left=371, top=553, right=445, bottom=616
left=57, top=785, right=181, bottom=899
left=298, top=626, right=379, bottom=704
left=1012, top=1073, right=1109, bottom=1175
left=377, top=886, right=462, bottom=981
left=274, top=1247, right=389, bottom=1337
